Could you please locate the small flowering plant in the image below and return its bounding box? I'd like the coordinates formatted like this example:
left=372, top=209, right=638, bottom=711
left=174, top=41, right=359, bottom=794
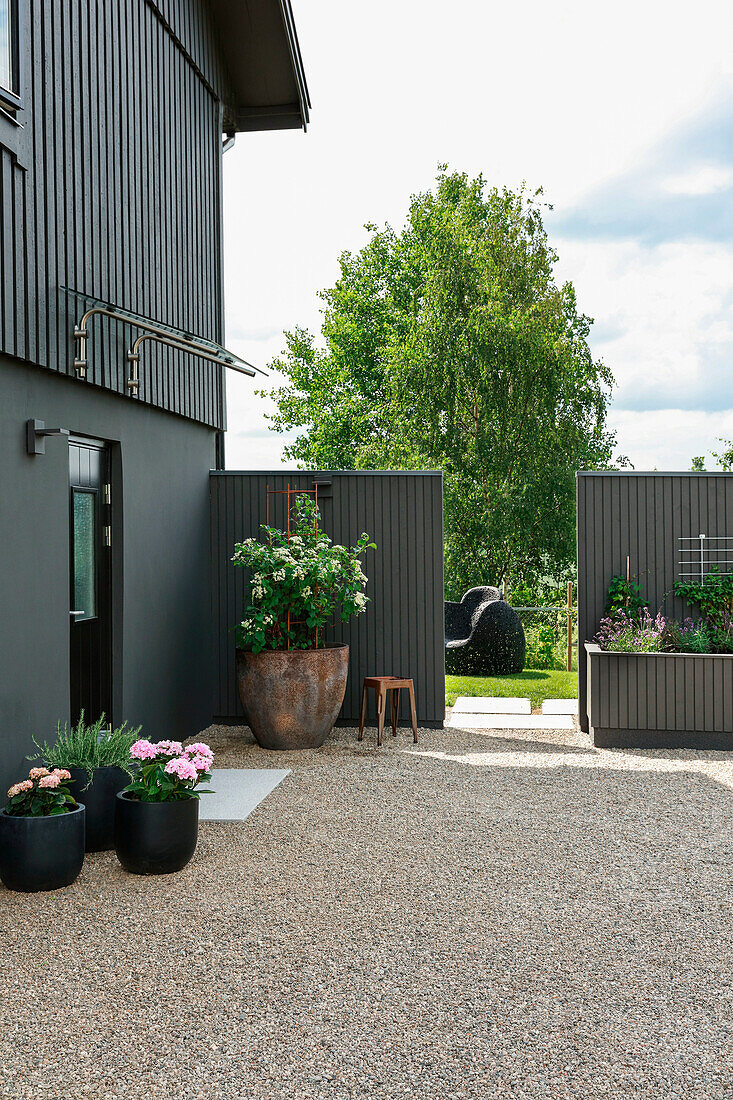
left=5, top=767, right=77, bottom=817
left=232, top=495, right=375, bottom=652
left=594, top=607, right=667, bottom=652
left=122, top=740, right=214, bottom=802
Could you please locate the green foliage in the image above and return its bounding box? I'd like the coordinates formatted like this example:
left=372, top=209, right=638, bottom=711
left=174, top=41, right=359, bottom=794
left=525, top=622, right=560, bottom=669
left=508, top=561, right=576, bottom=608
left=663, top=618, right=711, bottom=654
left=232, top=496, right=375, bottom=653
left=712, top=439, right=733, bottom=472
left=445, top=670, right=577, bottom=710
left=690, top=456, right=706, bottom=471
left=674, top=572, right=733, bottom=652
left=265, top=169, right=618, bottom=598
left=28, top=712, right=141, bottom=790
left=123, top=759, right=211, bottom=803
left=604, top=574, right=646, bottom=615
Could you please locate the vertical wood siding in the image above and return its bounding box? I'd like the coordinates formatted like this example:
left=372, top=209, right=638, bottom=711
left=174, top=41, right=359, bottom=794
left=588, top=653, right=733, bottom=734
left=210, top=471, right=446, bottom=726
left=577, top=473, right=733, bottom=731
left=0, top=0, right=226, bottom=428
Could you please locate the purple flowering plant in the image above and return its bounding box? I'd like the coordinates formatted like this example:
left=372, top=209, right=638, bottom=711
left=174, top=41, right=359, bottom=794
left=594, top=608, right=667, bottom=652
left=122, top=740, right=214, bottom=802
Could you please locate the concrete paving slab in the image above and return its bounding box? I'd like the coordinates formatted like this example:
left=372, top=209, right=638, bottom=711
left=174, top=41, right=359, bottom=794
left=542, top=698, right=579, bottom=715
left=446, top=713, right=575, bottom=731
left=199, top=769, right=290, bottom=822
left=452, top=696, right=531, bottom=714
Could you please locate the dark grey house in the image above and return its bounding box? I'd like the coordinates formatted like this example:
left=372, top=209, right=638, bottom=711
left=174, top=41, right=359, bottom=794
left=0, top=0, right=309, bottom=792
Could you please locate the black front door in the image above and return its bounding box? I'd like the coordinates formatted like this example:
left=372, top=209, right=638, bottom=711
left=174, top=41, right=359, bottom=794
left=69, top=439, right=112, bottom=727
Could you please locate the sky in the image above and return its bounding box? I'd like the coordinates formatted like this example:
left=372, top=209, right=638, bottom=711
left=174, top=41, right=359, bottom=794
left=221, top=0, right=733, bottom=473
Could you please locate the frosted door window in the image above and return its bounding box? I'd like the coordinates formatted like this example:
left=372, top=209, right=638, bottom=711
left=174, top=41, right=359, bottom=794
left=73, top=491, right=96, bottom=619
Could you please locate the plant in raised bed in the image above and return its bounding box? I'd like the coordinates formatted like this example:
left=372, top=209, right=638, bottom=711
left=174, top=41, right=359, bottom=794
left=594, top=608, right=667, bottom=652
left=604, top=574, right=647, bottom=616
left=674, top=573, right=733, bottom=653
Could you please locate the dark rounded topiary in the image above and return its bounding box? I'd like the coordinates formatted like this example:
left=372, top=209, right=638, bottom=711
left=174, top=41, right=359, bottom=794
left=445, top=598, right=526, bottom=676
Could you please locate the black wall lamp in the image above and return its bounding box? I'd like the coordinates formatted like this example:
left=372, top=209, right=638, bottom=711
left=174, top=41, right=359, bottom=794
left=26, top=419, right=70, bottom=455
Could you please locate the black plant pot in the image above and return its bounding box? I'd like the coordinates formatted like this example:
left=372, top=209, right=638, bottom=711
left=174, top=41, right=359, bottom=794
left=0, top=805, right=85, bottom=892
left=114, top=793, right=199, bottom=875
left=68, top=766, right=129, bottom=853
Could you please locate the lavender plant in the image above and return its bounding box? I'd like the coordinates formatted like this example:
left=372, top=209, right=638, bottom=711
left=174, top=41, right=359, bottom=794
left=594, top=608, right=667, bottom=652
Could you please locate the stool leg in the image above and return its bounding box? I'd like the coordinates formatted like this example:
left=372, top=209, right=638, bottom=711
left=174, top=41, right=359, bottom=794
left=358, top=684, right=368, bottom=741
left=377, top=686, right=386, bottom=746
left=408, top=681, right=418, bottom=743
left=391, top=688, right=398, bottom=737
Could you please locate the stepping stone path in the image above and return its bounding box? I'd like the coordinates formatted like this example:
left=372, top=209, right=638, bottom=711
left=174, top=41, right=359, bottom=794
left=452, top=696, right=531, bottom=714
left=542, top=698, right=579, bottom=715
left=447, top=696, right=576, bottom=731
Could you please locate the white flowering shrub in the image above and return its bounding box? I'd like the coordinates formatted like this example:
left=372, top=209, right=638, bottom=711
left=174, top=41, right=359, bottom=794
left=232, top=496, right=375, bottom=652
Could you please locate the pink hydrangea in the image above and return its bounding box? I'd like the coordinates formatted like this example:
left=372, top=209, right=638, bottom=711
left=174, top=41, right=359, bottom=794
left=52, top=768, right=71, bottom=780
left=38, top=774, right=60, bottom=789
left=184, top=743, right=214, bottom=764
left=29, top=767, right=50, bottom=780
left=154, top=740, right=183, bottom=756
left=164, top=757, right=198, bottom=782
left=190, top=754, right=212, bottom=773
left=130, top=739, right=158, bottom=761
left=7, top=780, right=33, bottom=798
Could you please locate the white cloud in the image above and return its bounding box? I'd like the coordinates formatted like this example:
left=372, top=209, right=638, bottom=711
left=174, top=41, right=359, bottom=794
left=222, top=0, right=733, bottom=472
left=608, top=408, right=733, bottom=470
left=662, top=165, right=733, bottom=195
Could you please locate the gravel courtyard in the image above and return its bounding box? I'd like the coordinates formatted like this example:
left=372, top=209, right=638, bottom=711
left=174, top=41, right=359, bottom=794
left=3, top=721, right=733, bottom=1099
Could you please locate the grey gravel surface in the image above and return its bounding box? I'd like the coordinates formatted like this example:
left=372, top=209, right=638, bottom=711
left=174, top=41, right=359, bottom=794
left=2, top=721, right=733, bottom=1099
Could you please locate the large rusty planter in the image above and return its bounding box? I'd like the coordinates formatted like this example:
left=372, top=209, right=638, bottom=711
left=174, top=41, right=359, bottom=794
left=236, top=644, right=349, bottom=749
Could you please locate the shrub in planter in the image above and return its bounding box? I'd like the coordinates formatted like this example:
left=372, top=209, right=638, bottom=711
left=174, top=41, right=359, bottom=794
left=114, top=740, right=214, bottom=875
left=232, top=495, right=375, bottom=749
left=29, top=712, right=140, bottom=852
left=0, top=767, right=84, bottom=892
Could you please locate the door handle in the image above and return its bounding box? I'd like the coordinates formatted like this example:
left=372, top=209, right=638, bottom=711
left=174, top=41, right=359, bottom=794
left=70, top=610, right=85, bottom=617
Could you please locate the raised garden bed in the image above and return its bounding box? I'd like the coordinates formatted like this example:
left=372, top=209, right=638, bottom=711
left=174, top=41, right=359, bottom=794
left=585, top=643, right=733, bottom=749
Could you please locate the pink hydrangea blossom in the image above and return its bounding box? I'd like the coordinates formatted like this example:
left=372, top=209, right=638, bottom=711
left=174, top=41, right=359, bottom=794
left=52, top=768, right=71, bottom=780
left=7, top=780, right=33, bottom=798
left=29, top=767, right=50, bottom=780
left=190, top=754, right=212, bottom=773
left=164, top=757, right=199, bottom=782
left=184, top=742, right=214, bottom=763
left=154, top=740, right=183, bottom=756
left=130, top=739, right=158, bottom=761
left=38, top=774, right=60, bottom=789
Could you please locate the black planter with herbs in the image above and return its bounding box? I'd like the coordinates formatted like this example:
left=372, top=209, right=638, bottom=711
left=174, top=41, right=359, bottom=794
left=68, top=766, right=129, bottom=852
left=0, top=804, right=86, bottom=892
left=114, top=793, right=199, bottom=875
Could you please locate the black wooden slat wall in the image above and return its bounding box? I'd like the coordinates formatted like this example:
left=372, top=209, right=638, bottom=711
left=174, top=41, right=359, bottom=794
left=0, top=0, right=227, bottom=429
left=210, top=471, right=446, bottom=726
left=577, top=472, right=733, bottom=732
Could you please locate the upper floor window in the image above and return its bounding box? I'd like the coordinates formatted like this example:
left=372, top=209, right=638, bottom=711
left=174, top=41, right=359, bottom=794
left=0, top=0, right=20, bottom=110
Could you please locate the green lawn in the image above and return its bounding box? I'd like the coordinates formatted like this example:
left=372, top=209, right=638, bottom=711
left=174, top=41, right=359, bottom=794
left=446, top=670, right=578, bottom=711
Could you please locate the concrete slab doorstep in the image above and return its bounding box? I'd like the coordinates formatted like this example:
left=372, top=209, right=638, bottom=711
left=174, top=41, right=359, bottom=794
left=199, top=769, right=290, bottom=822
left=542, top=698, right=579, bottom=715
left=446, top=714, right=575, bottom=731
left=452, top=696, right=532, bottom=714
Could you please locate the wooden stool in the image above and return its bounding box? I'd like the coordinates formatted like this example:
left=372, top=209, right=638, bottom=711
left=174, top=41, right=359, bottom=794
left=358, top=677, right=418, bottom=746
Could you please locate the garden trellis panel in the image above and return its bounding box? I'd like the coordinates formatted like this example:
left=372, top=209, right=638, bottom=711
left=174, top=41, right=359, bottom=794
left=211, top=470, right=445, bottom=727
left=577, top=472, right=733, bottom=739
